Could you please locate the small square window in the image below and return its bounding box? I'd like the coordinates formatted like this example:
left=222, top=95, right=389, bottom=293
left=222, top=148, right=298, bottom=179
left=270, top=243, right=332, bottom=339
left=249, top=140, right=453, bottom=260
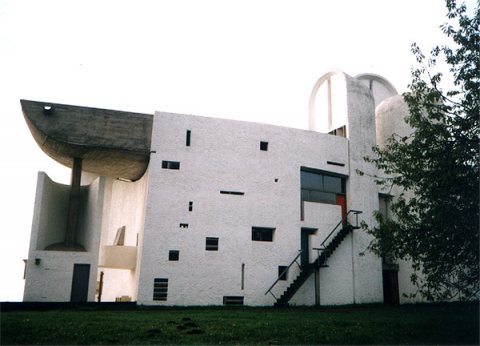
left=169, top=250, right=179, bottom=261
left=278, top=266, right=288, bottom=281
left=206, top=237, right=219, bottom=251
left=252, top=227, right=275, bottom=242
left=260, top=141, right=268, bottom=151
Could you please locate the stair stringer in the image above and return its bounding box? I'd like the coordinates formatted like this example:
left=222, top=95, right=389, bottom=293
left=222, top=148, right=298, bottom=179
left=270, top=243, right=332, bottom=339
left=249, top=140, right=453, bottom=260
left=274, top=225, right=355, bottom=307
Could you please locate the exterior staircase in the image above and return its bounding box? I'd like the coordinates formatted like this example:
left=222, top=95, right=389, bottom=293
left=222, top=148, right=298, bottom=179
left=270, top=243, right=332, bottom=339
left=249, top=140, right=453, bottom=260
left=265, top=210, right=362, bottom=307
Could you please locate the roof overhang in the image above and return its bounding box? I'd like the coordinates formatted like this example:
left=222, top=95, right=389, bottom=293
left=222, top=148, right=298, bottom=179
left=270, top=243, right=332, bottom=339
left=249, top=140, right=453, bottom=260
left=21, top=100, right=153, bottom=181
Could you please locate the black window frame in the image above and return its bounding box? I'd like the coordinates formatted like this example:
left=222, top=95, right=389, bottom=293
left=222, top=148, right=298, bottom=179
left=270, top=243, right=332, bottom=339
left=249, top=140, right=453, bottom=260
left=300, top=168, right=345, bottom=205
left=162, top=161, right=180, bottom=170
left=251, top=227, right=275, bottom=242
left=278, top=266, right=288, bottom=281
left=168, top=250, right=179, bottom=261
left=153, top=278, right=168, bottom=301
left=206, top=237, right=219, bottom=251
left=223, top=296, right=244, bottom=305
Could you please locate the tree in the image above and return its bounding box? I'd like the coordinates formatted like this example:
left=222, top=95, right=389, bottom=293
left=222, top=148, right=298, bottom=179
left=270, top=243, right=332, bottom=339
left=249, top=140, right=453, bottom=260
left=364, top=0, right=479, bottom=301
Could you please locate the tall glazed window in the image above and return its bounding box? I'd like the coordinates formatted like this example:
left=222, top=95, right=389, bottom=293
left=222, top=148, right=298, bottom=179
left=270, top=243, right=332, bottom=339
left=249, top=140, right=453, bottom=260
left=301, top=168, right=346, bottom=221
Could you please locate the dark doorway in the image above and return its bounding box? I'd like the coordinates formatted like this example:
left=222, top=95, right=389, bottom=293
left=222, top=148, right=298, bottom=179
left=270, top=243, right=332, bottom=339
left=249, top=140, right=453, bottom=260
left=382, top=269, right=400, bottom=305
left=301, top=228, right=317, bottom=267
left=70, top=264, right=90, bottom=302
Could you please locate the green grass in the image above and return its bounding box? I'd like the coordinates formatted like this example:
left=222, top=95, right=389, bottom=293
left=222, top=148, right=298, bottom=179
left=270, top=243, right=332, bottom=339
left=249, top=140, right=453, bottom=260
left=1, top=302, right=478, bottom=345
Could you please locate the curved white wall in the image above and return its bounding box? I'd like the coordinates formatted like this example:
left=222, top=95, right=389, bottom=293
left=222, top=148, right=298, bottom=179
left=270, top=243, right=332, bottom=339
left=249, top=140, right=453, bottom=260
left=356, top=73, right=398, bottom=107
left=97, top=174, right=149, bottom=302
left=24, top=173, right=105, bottom=302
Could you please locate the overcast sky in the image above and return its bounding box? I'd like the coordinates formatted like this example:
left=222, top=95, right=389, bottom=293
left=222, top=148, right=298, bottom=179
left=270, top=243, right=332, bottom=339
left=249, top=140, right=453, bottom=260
left=0, top=0, right=472, bottom=301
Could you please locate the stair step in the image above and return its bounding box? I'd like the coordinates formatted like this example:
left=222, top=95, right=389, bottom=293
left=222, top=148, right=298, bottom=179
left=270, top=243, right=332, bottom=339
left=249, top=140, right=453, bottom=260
left=273, top=224, right=357, bottom=307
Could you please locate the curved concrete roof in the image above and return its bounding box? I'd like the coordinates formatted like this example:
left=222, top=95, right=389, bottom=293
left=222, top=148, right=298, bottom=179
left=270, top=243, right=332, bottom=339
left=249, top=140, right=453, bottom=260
left=21, top=100, right=153, bottom=181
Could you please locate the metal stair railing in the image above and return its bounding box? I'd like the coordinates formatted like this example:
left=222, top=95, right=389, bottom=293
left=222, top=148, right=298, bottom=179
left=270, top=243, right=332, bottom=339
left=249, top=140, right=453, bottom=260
left=265, top=210, right=362, bottom=303
left=264, top=250, right=303, bottom=300
left=313, top=209, right=362, bottom=266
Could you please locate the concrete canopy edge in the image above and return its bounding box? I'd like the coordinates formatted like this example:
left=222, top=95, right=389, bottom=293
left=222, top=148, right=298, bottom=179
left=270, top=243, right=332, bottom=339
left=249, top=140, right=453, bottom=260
left=21, top=99, right=153, bottom=181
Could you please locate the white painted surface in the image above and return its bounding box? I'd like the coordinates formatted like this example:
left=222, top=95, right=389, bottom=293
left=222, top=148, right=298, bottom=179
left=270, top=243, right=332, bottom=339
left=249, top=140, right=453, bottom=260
left=96, top=175, right=148, bottom=302
left=137, top=87, right=383, bottom=305
left=356, top=73, right=398, bottom=107
left=24, top=70, right=428, bottom=306
left=375, top=94, right=426, bottom=304
left=24, top=174, right=105, bottom=302
left=99, top=246, right=137, bottom=269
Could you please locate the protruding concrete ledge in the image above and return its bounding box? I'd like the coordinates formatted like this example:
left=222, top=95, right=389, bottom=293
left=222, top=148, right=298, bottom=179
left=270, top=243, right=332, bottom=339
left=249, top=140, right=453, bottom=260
left=99, top=245, right=137, bottom=269
left=21, top=100, right=153, bottom=181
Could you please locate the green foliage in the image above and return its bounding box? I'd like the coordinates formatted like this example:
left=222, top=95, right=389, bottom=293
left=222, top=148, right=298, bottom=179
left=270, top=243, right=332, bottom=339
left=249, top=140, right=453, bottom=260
left=364, top=0, right=479, bottom=301
left=1, top=304, right=478, bottom=345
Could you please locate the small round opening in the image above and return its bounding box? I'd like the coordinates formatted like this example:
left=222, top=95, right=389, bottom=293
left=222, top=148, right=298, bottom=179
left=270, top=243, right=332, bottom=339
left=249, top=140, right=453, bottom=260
left=43, top=105, right=53, bottom=114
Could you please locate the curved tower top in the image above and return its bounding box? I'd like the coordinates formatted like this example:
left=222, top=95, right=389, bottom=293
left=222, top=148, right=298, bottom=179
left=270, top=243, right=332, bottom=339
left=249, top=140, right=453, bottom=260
left=308, top=69, right=346, bottom=133
left=355, top=73, right=398, bottom=107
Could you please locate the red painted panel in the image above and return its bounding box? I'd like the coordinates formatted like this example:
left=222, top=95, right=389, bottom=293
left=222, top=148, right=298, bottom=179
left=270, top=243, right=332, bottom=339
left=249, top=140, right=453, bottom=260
left=336, top=195, right=346, bottom=224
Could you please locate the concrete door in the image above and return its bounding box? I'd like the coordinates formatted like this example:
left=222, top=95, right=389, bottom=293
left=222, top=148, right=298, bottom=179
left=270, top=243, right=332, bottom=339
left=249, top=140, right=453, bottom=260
left=70, top=264, right=90, bottom=302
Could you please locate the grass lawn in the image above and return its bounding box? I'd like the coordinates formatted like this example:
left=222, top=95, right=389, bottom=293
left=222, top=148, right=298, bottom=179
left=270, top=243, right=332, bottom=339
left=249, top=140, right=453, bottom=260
left=1, top=302, right=478, bottom=345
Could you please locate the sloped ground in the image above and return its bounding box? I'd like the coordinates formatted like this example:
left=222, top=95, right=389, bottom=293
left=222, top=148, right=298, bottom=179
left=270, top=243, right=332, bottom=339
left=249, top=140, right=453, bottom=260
left=1, top=302, right=478, bottom=345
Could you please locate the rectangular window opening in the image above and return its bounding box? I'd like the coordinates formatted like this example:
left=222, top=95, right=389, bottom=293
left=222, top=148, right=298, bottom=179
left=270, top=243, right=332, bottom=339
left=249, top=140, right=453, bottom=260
left=220, top=190, right=245, bottom=196
left=153, top=278, right=168, bottom=301
left=326, top=160, right=345, bottom=167
left=162, top=161, right=180, bottom=170
left=223, top=296, right=244, bottom=305
left=241, top=263, right=245, bottom=290
left=300, top=169, right=345, bottom=205
left=328, top=125, right=347, bottom=137
left=168, top=250, right=179, bottom=261
left=278, top=266, right=288, bottom=281
left=260, top=141, right=269, bottom=151
left=206, top=237, right=219, bottom=251
left=179, top=223, right=189, bottom=229
left=379, top=194, right=392, bottom=221
left=188, top=201, right=193, bottom=212
left=252, top=227, right=275, bottom=242
left=186, top=130, right=191, bottom=147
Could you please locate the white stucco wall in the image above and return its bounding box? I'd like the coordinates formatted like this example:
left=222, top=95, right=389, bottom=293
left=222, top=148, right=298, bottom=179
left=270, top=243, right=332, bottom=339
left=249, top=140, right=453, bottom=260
left=24, top=70, right=417, bottom=306
left=355, top=73, right=398, bottom=108
left=375, top=94, right=412, bottom=149
left=375, top=94, right=427, bottom=304
left=33, top=173, right=70, bottom=251
left=137, top=107, right=383, bottom=306
left=24, top=174, right=105, bottom=302
left=96, top=174, right=148, bottom=302
left=343, top=74, right=384, bottom=304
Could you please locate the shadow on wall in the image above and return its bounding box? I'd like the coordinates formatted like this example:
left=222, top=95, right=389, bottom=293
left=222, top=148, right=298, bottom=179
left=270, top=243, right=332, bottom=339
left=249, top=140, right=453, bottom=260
left=35, top=172, right=101, bottom=252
